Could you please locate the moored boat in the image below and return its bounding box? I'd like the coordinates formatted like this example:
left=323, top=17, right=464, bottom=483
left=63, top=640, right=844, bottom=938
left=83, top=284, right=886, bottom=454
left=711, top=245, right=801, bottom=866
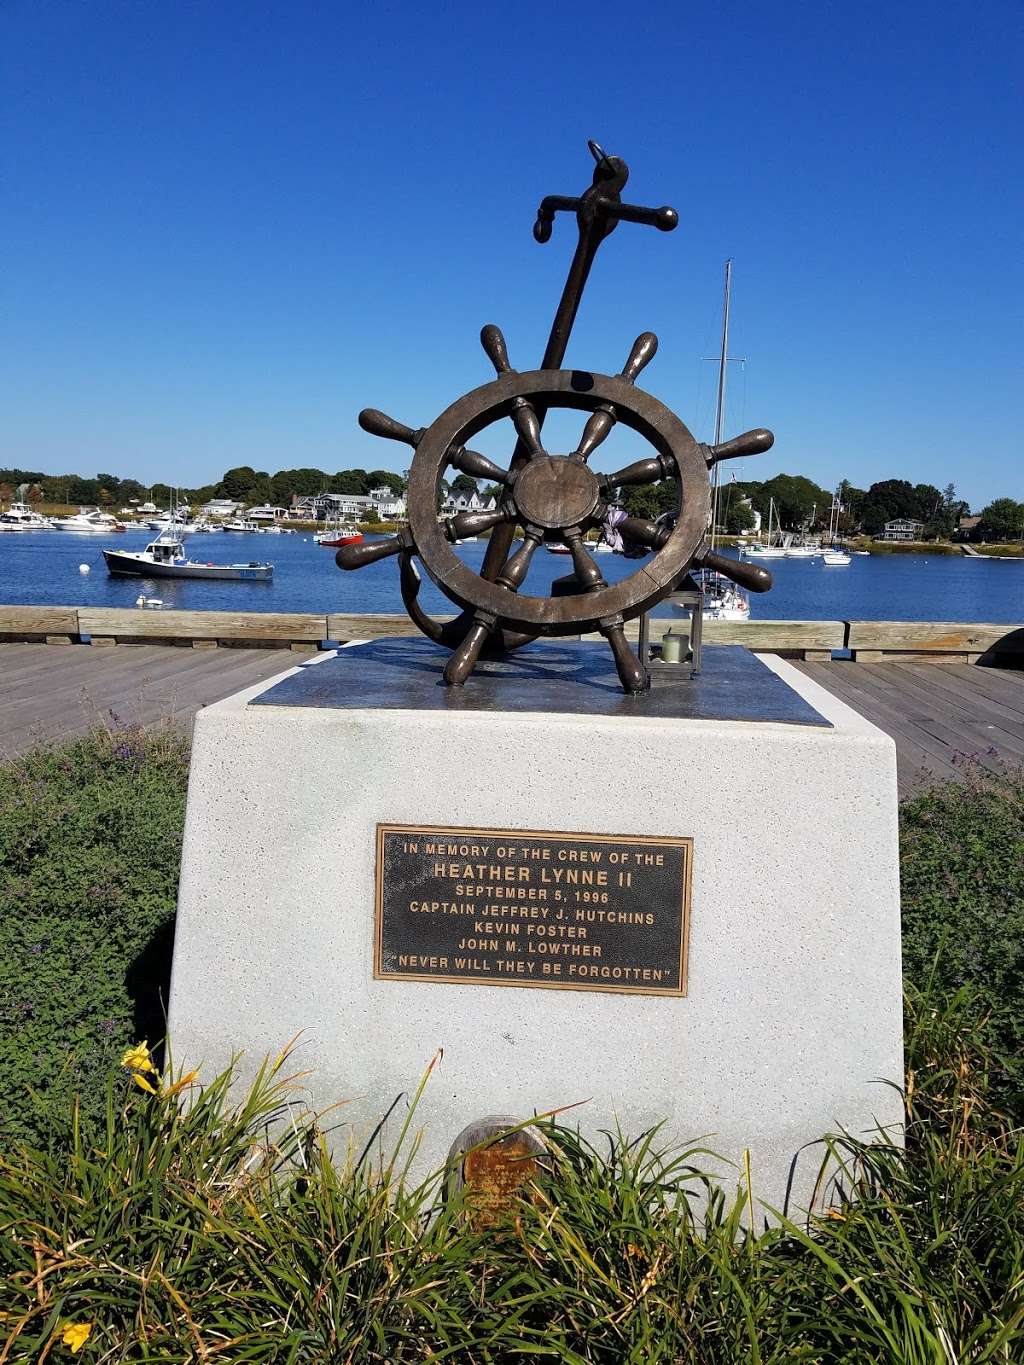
left=0, top=501, right=51, bottom=530
left=51, top=507, right=126, bottom=532
left=315, top=527, right=364, bottom=548
left=821, top=494, right=851, bottom=564
left=103, top=532, right=273, bottom=580
left=741, top=498, right=788, bottom=557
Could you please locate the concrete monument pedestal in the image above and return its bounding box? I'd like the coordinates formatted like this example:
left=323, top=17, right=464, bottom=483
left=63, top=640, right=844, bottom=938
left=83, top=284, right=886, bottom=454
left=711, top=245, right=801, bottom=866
left=168, top=641, right=903, bottom=1214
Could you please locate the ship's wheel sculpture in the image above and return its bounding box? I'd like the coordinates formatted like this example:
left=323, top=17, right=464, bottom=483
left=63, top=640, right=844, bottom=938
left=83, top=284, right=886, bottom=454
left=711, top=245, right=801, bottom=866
left=337, top=142, right=775, bottom=694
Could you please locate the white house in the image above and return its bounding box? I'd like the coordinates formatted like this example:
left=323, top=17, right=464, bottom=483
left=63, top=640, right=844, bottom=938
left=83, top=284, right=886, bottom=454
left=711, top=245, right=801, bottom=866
left=368, top=486, right=407, bottom=518
left=879, top=518, right=924, bottom=541
left=439, top=489, right=497, bottom=519
left=203, top=498, right=246, bottom=519
left=248, top=504, right=286, bottom=522
left=290, top=488, right=407, bottom=521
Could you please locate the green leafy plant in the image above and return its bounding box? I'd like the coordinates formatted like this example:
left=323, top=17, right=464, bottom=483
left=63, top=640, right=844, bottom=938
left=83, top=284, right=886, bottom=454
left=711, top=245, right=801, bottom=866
left=900, top=763, right=1024, bottom=1107
left=1, top=988, right=1022, bottom=1362
left=0, top=722, right=189, bottom=1149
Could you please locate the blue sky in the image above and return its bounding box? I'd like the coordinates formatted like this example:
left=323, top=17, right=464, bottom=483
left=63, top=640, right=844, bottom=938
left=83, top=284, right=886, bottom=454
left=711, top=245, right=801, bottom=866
left=2, top=0, right=1021, bottom=508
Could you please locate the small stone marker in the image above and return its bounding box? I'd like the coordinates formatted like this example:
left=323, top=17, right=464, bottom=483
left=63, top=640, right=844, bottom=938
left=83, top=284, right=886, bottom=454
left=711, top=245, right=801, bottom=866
left=447, top=1116, right=547, bottom=1227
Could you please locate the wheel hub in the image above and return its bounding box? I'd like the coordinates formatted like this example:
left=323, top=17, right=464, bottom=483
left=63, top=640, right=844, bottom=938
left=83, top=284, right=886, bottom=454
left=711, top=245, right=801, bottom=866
left=511, top=455, right=600, bottom=531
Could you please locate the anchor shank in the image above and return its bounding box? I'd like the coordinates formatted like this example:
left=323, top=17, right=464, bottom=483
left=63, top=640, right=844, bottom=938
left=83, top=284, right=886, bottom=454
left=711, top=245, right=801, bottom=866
left=480, top=145, right=677, bottom=591
left=478, top=222, right=604, bottom=579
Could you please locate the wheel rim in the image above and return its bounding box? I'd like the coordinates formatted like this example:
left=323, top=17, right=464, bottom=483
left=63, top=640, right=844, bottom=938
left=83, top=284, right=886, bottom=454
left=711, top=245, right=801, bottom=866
left=408, top=368, right=709, bottom=634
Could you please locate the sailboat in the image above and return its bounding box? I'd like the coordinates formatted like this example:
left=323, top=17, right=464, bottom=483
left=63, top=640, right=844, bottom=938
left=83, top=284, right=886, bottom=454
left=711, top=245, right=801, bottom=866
left=822, top=491, right=851, bottom=565
left=743, top=496, right=788, bottom=559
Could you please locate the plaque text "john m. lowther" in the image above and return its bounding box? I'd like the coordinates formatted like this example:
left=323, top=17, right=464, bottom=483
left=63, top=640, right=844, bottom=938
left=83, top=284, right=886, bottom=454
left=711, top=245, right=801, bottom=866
left=375, top=825, right=692, bottom=996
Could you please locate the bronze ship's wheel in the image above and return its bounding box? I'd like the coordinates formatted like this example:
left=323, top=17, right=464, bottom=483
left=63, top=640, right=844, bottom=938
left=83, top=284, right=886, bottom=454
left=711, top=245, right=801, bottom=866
left=338, top=325, right=774, bottom=693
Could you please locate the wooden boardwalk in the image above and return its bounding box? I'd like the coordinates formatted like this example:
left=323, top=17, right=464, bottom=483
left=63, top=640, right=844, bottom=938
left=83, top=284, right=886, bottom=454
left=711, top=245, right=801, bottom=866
left=1, top=643, right=1021, bottom=798
left=794, top=659, right=1024, bottom=797
left=0, top=643, right=292, bottom=759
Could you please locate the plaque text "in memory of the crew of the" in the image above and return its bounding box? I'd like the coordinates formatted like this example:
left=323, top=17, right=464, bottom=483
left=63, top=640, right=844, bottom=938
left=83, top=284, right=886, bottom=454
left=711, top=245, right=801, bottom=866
left=375, top=825, right=692, bottom=997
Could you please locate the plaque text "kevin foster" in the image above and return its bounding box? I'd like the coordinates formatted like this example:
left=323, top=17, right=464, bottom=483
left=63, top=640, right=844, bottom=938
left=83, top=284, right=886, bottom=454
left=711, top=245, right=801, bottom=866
left=374, top=825, right=692, bottom=996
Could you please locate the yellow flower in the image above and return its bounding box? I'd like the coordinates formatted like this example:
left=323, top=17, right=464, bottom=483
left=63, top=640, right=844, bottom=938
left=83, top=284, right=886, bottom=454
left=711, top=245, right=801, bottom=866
left=162, top=1069, right=199, bottom=1099
left=131, top=1072, right=160, bottom=1095
left=61, top=1321, right=92, bottom=1353
left=121, top=1042, right=157, bottom=1075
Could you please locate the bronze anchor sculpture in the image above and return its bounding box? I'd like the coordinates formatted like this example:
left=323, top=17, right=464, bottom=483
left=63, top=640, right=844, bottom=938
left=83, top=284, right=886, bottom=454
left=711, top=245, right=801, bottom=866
left=337, top=141, right=775, bottom=694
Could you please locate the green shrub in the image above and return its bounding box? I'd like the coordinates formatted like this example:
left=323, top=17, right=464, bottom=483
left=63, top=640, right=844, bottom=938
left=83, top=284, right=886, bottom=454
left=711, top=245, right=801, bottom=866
left=0, top=723, right=189, bottom=1149
left=1, top=988, right=1022, bottom=1362
left=900, top=764, right=1024, bottom=1108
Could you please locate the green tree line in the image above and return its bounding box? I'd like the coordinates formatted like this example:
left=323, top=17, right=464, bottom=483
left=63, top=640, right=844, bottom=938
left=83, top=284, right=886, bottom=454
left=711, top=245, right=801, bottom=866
left=0, top=464, right=406, bottom=511
left=617, top=472, right=1021, bottom=542
left=2, top=462, right=1022, bottom=541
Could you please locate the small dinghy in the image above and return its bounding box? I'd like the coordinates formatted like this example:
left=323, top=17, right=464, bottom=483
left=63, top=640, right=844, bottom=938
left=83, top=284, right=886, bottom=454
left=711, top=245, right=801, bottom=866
left=104, top=532, right=273, bottom=581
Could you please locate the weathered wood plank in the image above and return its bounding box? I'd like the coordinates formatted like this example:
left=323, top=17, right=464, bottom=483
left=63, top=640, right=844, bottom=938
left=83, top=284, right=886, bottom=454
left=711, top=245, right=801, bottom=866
left=636, top=618, right=845, bottom=649
left=902, top=660, right=1024, bottom=724
left=795, top=662, right=963, bottom=793
left=78, top=608, right=327, bottom=642
left=0, top=606, right=79, bottom=641
left=843, top=664, right=1018, bottom=770
left=847, top=620, right=1024, bottom=654
left=326, top=614, right=845, bottom=650
left=0, top=643, right=293, bottom=757
left=879, top=664, right=1024, bottom=759
left=853, top=649, right=977, bottom=664
left=326, top=612, right=453, bottom=640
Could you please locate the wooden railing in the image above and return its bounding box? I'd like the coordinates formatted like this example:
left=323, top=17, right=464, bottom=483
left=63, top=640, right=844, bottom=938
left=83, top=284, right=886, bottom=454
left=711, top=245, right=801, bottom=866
left=0, top=606, right=1021, bottom=663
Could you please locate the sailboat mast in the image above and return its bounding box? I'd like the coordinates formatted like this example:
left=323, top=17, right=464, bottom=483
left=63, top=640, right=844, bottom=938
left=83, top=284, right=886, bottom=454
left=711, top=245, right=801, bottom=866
left=710, top=259, right=732, bottom=548
left=714, top=259, right=732, bottom=447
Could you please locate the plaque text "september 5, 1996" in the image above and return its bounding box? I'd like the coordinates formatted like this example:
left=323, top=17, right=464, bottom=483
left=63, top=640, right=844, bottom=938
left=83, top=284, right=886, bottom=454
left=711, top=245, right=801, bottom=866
left=374, top=824, right=692, bottom=997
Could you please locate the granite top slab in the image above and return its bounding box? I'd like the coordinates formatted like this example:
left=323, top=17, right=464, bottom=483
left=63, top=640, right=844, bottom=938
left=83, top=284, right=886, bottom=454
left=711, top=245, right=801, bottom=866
left=250, top=639, right=831, bottom=727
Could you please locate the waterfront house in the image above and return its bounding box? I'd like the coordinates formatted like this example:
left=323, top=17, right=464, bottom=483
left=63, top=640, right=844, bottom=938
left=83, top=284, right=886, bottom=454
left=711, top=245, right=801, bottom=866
left=439, top=489, right=498, bottom=518
left=368, top=486, right=407, bottom=518
left=879, top=517, right=925, bottom=541
left=248, top=504, right=286, bottom=523
left=290, top=489, right=407, bottom=522
left=202, top=498, right=246, bottom=520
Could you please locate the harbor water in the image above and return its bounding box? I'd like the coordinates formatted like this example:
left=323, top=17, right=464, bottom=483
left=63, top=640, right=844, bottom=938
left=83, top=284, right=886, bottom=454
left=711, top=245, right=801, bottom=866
left=0, top=528, right=1021, bottom=622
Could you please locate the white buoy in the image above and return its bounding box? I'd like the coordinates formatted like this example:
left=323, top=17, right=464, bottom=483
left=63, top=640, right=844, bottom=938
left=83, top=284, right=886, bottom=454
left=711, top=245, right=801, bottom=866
left=79, top=563, right=90, bottom=575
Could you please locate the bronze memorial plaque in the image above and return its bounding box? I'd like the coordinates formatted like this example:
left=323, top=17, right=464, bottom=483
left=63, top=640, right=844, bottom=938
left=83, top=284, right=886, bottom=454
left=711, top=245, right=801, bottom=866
left=375, top=825, right=692, bottom=996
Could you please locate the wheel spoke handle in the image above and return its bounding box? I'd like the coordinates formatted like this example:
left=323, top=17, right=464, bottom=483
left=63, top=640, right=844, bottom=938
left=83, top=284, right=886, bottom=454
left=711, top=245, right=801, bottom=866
left=698, top=549, right=773, bottom=593
left=620, top=332, right=658, bottom=383
left=448, top=444, right=511, bottom=484
left=358, top=408, right=425, bottom=447
left=600, top=453, right=674, bottom=491
left=705, top=428, right=774, bottom=466
left=445, top=508, right=514, bottom=541
left=480, top=324, right=513, bottom=375
left=336, top=537, right=404, bottom=570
